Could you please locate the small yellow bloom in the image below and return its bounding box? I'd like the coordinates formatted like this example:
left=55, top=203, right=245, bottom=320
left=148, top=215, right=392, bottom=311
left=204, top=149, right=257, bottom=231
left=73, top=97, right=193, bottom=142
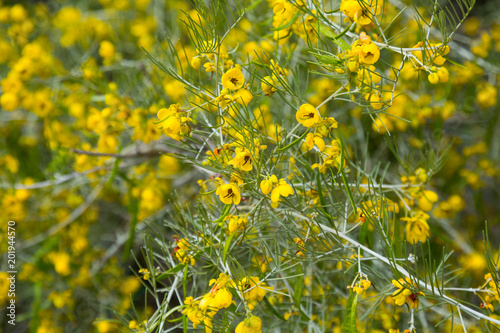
left=216, top=183, right=241, bottom=205
left=391, top=277, right=424, bottom=309
left=156, top=104, right=192, bottom=141
left=204, top=62, right=216, bottom=72
left=358, top=42, right=380, bottom=65
left=48, top=251, right=71, bottom=276
left=352, top=278, right=371, bottom=295
left=260, top=175, right=278, bottom=195
left=296, top=103, right=320, bottom=128
left=226, top=215, right=248, bottom=233
left=261, top=76, right=277, bottom=96
left=270, top=179, right=294, bottom=203
left=229, top=147, right=253, bottom=172
left=428, top=72, right=439, bottom=84
left=437, top=67, right=449, bottom=83
left=222, top=67, right=245, bottom=90
left=401, top=210, right=430, bottom=244
left=417, top=190, right=438, bottom=211
left=138, top=268, right=150, bottom=280
left=235, top=315, right=262, bottom=333
left=99, top=40, right=115, bottom=60
left=233, top=88, right=253, bottom=105
left=191, top=56, right=202, bottom=69
left=351, top=33, right=380, bottom=65
left=305, top=133, right=325, bottom=151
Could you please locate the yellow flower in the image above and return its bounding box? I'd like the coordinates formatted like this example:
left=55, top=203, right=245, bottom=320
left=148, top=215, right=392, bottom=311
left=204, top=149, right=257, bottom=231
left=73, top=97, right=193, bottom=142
left=199, top=288, right=233, bottom=310
left=99, top=40, right=115, bottom=60
left=437, top=67, right=449, bottom=83
left=47, top=251, right=71, bottom=276
left=476, top=83, right=497, bottom=108
left=352, top=33, right=380, bottom=65
left=232, top=276, right=273, bottom=310
left=235, top=315, right=262, bottom=333
left=417, top=190, right=438, bottom=211
left=270, top=179, right=294, bottom=203
left=359, top=41, right=380, bottom=65
left=392, top=277, right=424, bottom=309
left=183, top=297, right=208, bottom=329
left=481, top=302, right=494, bottom=312
left=203, top=61, right=216, bottom=72
left=191, top=56, right=202, bottom=69
left=305, top=133, right=325, bottom=151
left=261, top=76, right=277, bottom=96
left=216, top=183, right=241, bottom=205
left=340, top=0, right=380, bottom=25
left=401, top=210, right=430, bottom=244
left=138, top=268, right=150, bottom=280
left=296, top=103, right=320, bottom=127
left=200, top=273, right=234, bottom=311
left=222, top=67, right=245, bottom=90
left=312, top=140, right=344, bottom=173
left=174, top=238, right=196, bottom=265
left=428, top=72, right=439, bottom=84
left=128, top=320, right=138, bottom=329
left=260, top=175, right=278, bottom=195
left=273, top=0, right=294, bottom=22
left=0, top=92, right=19, bottom=111
left=352, top=278, right=372, bottom=295
left=226, top=215, right=248, bottom=233
left=228, top=147, right=253, bottom=171
left=156, top=104, right=192, bottom=141
left=233, top=88, right=253, bottom=105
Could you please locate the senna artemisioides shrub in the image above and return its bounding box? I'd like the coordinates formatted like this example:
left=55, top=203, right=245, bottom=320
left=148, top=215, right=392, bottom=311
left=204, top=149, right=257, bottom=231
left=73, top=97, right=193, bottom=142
left=124, top=0, right=500, bottom=332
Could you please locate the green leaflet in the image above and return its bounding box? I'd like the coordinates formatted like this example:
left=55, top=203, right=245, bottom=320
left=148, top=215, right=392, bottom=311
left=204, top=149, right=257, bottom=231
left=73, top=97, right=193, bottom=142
left=222, top=232, right=236, bottom=262
left=263, top=296, right=287, bottom=321
left=343, top=292, right=358, bottom=333
left=212, top=204, right=232, bottom=224
left=294, top=263, right=303, bottom=309
left=156, top=263, right=186, bottom=281
left=317, top=171, right=335, bottom=225
left=278, top=130, right=308, bottom=152
left=311, top=52, right=343, bottom=66
left=183, top=264, right=189, bottom=333
left=319, top=25, right=352, bottom=51
left=199, top=188, right=217, bottom=195
left=444, top=57, right=467, bottom=69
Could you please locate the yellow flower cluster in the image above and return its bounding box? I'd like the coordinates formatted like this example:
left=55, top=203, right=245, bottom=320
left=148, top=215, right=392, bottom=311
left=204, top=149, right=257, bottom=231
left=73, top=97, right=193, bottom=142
left=340, top=0, right=381, bottom=26
left=349, top=32, right=381, bottom=68
left=391, top=277, right=424, bottom=309
left=225, top=215, right=249, bottom=234
left=401, top=168, right=439, bottom=212
left=479, top=273, right=500, bottom=312
left=312, top=140, right=345, bottom=173
left=218, top=67, right=253, bottom=107
left=183, top=273, right=271, bottom=333
left=156, top=104, right=193, bottom=141
left=350, top=277, right=372, bottom=295
left=234, top=276, right=273, bottom=310
left=174, top=237, right=196, bottom=266
left=261, top=60, right=290, bottom=96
